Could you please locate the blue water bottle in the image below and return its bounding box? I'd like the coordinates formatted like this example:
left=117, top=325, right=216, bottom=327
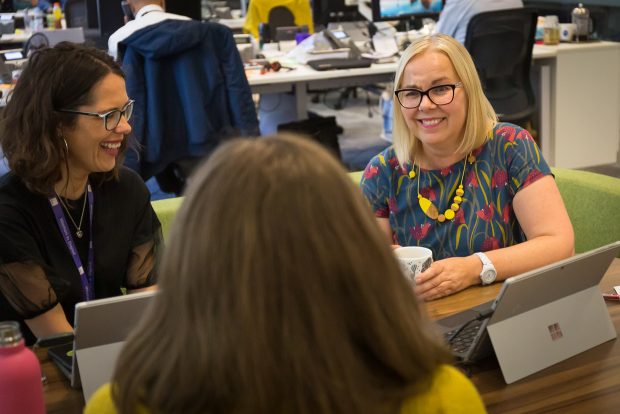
left=380, top=91, right=393, bottom=142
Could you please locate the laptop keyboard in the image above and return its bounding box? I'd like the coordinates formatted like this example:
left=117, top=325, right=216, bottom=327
left=444, top=319, right=483, bottom=354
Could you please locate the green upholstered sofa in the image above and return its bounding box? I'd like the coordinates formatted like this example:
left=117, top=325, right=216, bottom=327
left=151, top=196, right=184, bottom=241
left=152, top=168, right=620, bottom=254
left=552, top=168, right=620, bottom=254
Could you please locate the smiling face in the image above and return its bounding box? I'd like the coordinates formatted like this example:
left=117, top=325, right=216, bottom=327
left=399, top=50, right=467, bottom=157
left=62, top=73, right=131, bottom=179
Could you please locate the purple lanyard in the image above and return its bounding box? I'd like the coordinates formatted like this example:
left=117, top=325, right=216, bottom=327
left=48, top=183, right=95, bottom=301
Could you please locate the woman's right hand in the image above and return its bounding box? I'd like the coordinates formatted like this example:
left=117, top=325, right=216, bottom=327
left=413, top=256, right=481, bottom=301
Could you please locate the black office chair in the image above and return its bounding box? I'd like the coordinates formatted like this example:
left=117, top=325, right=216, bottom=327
left=267, top=6, right=296, bottom=41
left=464, top=8, right=538, bottom=132
left=23, top=32, right=49, bottom=57
left=64, top=0, right=89, bottom=28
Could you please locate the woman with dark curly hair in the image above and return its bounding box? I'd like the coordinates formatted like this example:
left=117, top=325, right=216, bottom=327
left=0, top=42, right=160, bottom=345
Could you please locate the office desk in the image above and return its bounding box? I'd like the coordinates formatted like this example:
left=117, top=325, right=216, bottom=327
left=41, top=259, right=620, bottom=413
left=533, top=41, right=620, bottom=169
left=248, top=41, right=620, bottom=169
left=247, top=62, right=397, bottom=120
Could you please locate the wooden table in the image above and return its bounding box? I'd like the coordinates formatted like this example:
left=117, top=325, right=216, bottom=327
left=41, top=259, right=620, bottom=414
left=38, top=346, right=84, bottom=414
left=427, top=258, right=620, bottom=414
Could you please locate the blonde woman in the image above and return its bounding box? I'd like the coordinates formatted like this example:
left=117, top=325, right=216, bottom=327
left=85, top=134, right=486, bottom=413
left=361, top=34, right=573, bottom=301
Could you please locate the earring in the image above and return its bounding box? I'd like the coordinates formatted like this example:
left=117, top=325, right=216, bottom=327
left=63, top=138, right=68, bottom=152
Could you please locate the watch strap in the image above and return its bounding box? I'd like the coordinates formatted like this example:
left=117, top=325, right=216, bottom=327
left=474, top=252, right=496, bottom=285
left=474, top=252, right=492, bottom=266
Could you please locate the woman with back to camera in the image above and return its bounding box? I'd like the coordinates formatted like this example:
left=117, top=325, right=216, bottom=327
left=85, top=134, right=486, bottom=413
left=0, top=43, right=160, bottom=345
left=361, top=34, right=574, bottom=301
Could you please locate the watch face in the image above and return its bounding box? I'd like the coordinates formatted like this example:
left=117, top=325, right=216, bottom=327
left=481, top=269, right=496, bottom=284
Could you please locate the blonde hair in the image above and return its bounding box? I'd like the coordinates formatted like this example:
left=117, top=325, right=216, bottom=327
left=113, top=134, right=449, bottom=414
left=392, top=34, right=497, bottom=166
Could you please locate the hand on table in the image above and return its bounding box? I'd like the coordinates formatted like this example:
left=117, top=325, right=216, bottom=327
left=414, top=256, right=479, bottom=301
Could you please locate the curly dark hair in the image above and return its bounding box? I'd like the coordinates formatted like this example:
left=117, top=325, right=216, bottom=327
left=0, top=42, right=129, bottom=195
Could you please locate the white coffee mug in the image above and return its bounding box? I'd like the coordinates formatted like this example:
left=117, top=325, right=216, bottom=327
left=393, top=246, right=433, bottom=285
left=560, top=23, right=577, bottom=42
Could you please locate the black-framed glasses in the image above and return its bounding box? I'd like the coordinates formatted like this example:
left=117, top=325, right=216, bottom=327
left=394, top=83, right=463, bottom=109
left=57, top=100, right=135, bottom=131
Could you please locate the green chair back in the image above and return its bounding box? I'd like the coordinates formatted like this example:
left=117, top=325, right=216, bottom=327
left=151, top=197, right=184, bottom=241
left=552, top=168, right=620, bottom=254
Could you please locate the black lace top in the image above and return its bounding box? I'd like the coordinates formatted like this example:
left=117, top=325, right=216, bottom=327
left=0, top=167, right=161, bottom=344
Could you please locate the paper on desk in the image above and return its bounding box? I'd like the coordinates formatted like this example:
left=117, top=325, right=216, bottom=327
left=286, top=34, right=350, bottom=64
left=278, top=40, right=297, bottom=53
left=368, top=33, right=398, bottom=59
left=261, top=47, right=287, bottom=60
left=361, top=51, right=397, bottom=60
left=614, top=286, right=620, bottom=295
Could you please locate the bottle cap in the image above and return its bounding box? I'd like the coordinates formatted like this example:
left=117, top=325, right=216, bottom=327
left=572, top=3, right=589, bottom=16
left=0, top=321, right=22, bottom=347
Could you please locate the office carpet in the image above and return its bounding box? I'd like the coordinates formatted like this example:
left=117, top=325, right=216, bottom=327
left=308, top=90, right=389, bottom=172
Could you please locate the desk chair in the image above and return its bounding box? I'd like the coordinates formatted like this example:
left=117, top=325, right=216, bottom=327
left=464, top=8, right=538, bottom=136
left=242, top=0, right=314, bottom=40
left=267, top=6, right=295, bottom=41
left=23, top=32, right=49, bottom=57
left=552, top=168, right=620, bottom=255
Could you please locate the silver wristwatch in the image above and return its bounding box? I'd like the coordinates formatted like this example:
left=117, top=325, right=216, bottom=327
left=474, top=252, right=497, bottom=285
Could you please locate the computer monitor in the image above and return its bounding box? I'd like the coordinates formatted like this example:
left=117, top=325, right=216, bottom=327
left=359, top=0, right=444, bottom=23
left=164, top=0, right=202, bottom=20
left=313, top=0, right=362, bottom=27
left=61, top=0, right=120, bottom=48
left=95, top=0, right=124, bottom=42
left=64, top=0, right=93, bottom=30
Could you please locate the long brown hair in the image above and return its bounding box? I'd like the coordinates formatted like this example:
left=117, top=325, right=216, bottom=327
left=113, top=134, right=449, bottom=413
left=0, top=42, right=129, bottom=195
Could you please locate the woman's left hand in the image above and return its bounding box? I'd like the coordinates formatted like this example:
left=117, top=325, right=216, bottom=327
left=414, top=256, right=479, bottom=301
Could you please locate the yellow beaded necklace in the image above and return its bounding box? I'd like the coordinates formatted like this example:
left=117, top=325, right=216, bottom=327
left=408, top=153, right=475, bottom=223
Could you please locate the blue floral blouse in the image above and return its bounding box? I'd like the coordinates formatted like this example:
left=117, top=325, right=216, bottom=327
left=360, top=123, right=552, bottom=259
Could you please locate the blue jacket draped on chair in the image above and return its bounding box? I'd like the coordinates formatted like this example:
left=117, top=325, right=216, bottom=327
left=120, top=19, right=259, bottom=180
